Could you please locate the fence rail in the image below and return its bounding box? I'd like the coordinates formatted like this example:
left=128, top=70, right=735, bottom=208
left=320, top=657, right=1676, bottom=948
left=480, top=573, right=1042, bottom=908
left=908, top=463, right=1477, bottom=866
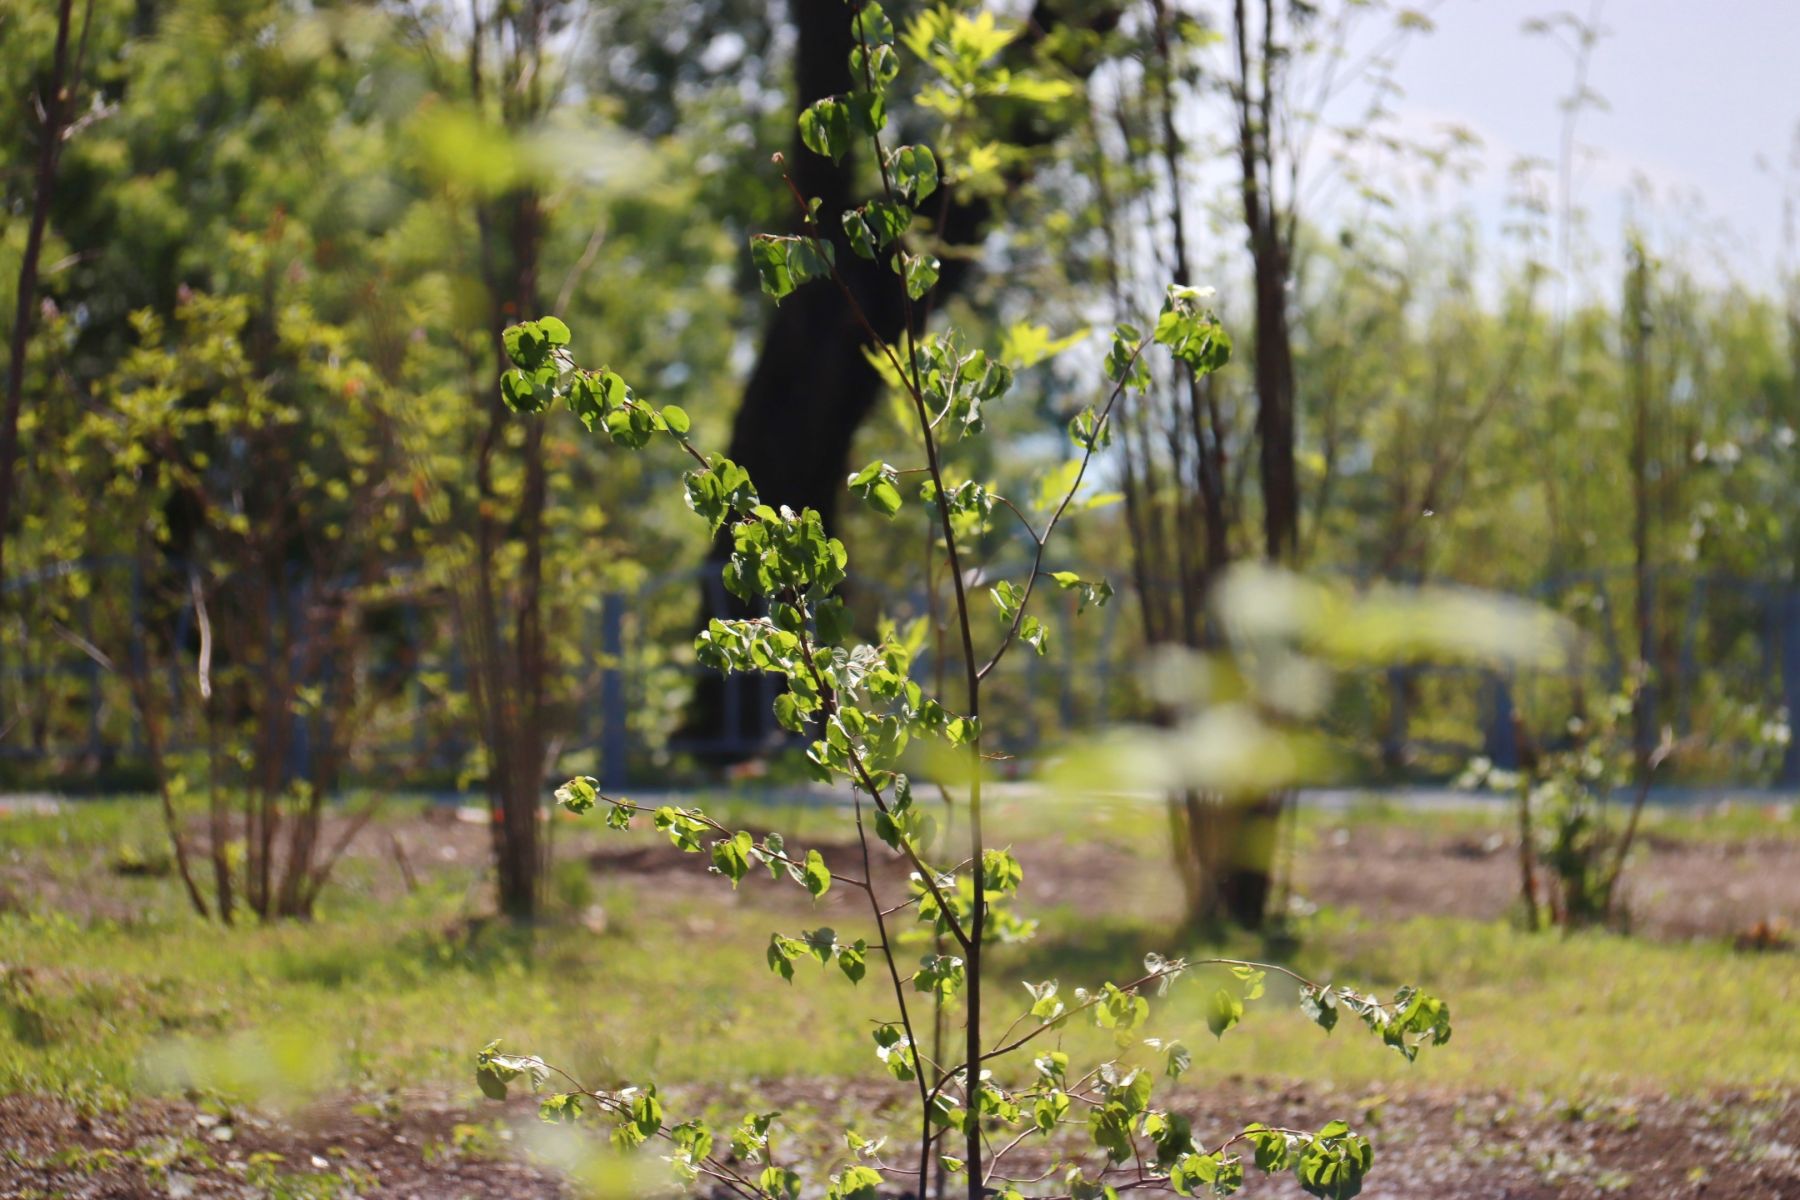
left=4, top=559, right=1798, bottom=789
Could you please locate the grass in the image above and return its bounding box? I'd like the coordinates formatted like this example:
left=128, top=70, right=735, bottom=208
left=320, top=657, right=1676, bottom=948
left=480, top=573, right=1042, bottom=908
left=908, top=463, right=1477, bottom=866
left=0, top=794, right=1794, bottom=1121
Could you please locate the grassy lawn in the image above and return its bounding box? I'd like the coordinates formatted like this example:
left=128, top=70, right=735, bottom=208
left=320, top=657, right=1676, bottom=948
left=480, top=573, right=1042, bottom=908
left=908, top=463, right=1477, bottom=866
left=2, top=792, right=1794, bottom=1122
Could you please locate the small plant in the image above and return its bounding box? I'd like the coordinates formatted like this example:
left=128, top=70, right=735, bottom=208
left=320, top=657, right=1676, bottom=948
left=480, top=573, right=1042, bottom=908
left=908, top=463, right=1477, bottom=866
left=1463, top=694, right=1673, bottom=930
left=479, top=5, right=1450, bottom=1196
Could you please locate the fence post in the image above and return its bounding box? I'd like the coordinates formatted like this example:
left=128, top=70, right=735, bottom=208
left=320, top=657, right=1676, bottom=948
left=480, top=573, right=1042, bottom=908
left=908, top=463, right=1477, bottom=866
left=129, top=557, right=144, bottom=758
left=599, top=591, right=628, bottom=791
left=1381, top=666, right=1409, bottom=770
left=1484, top=671, right=1519, bottom=769
left=1780, top=590, right=1800, bottom=789
left=84, top=589, right=103, bottom=764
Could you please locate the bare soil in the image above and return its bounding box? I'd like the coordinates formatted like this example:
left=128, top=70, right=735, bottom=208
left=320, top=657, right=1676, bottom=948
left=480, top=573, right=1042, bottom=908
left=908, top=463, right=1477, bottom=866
left=3, top=1081, right=1795, bottom=1198
left=1298, top=824, right=1800, bottom=941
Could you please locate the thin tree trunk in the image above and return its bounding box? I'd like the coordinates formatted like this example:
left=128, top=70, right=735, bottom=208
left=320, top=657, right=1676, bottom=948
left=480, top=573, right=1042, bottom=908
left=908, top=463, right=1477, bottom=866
left=1626, top=237, right=1655, bottom=758
left=0, top=0, right=85, bottom=584
left=120, top=560, right=211, bottom=919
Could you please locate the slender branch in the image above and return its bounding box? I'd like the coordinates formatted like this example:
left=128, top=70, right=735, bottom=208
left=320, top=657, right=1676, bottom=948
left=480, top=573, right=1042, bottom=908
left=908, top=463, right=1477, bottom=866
left=978, top=337, right=1150, bottom=681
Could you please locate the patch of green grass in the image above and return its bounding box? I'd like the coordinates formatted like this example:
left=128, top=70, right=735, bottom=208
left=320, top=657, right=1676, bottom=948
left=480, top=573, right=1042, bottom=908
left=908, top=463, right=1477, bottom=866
left=1, top=796, right=1793, bottom=1119
left=0, top=797, right=148, bottom=855
left=1142, top=908, right=1800, bottom=1095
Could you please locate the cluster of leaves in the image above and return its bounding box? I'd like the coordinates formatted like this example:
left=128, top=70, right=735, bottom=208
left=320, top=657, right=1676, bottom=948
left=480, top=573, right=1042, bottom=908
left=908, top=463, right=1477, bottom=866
left=478, top=4, right=1450, bottom=1197
left=1460, top=691, right=1669, bottom=928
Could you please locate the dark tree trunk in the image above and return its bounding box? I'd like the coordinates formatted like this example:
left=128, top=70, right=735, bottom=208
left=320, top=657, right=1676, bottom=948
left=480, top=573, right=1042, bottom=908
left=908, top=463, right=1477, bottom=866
left=684, top=0, right=1118, bottom=757
left=477, top=186, right=547, bottom=922
left=456, top=1, right=550, bottom=920
left=1251, top=246, right=1298, bottom=561
left=685, top=0, right=993, bottom=755
left=1, top=0, right=80, bottom=585
left=1175, top=0, right=1300, bottom=933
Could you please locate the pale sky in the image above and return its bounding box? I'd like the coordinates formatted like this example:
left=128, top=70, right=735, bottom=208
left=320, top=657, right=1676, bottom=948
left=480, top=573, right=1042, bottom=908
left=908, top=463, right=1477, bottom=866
left=1375, top=0, right=1799, bottom=290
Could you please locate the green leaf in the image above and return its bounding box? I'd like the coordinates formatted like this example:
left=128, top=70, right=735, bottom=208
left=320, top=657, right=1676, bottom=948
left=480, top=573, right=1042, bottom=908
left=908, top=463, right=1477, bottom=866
left=654, top=806, right=709, bottom=852
left=1093, top=984, right=1148, bottom=1036
left=773, top=691, right=807, bottom=734
left=538, top=1093, right=583, bottom=1123
left=847, top=460, right=904, bottom=517
left=1020, top=615, right=1046, bottom=655
left=1293, top=1124, right=1373, bottom=1199
left=1300, top=985, right=1339, bottom=1033
left=1104, top=323, right=1151, bottom=391
left=536, top=315, right=571, bottom=346
left=1048, top=570, right=1115, bottom=614
left=912, top=953, right=965, bottom=998
left=1232, top=965, right=1267, bottom=1001
left=760, top=1166, right=801, bottom=1199
left=1002, top=320, right=1089, bottom=368
left=841, top=200, right=911, bottom=259
left=733, top=1112, right=778, bottom=1163
left=838, top=938, right=867, bottom=984
left=501, top=321, right=550, bottom=369
left=889, top=144, right=938, bottom=204
left=1244, top=1124, right=1291, bottom=1172
left=1026, top=981, right=1066, bottom=1023
left=751, top=235, right=796, bottom=299
left=629, top=1088, right=663, bottom=1140
left=803, top=848, right=832, bottom=898
left=1034, top=1090, right=1068, bottom=1134
left=1068, top=405, right=1110, bottom=451
left=767, top=933, right=800, bottom=982
left=989, top=579, right=1023, bottom=622
left=1144, top=1110, right=1194, bottom=1166
left=1088, top=1102, right=1135, bottom=1163
left=851, top=1, right=894, bottom=46
left=799, top=96, right=853, bottom=163
left=1154, top=285, right=1232, bottom=376
left=661, top=405, right=691, bottom=435
left=1206, top=987, right=1244, bottom=1039
left=828, top=1164, right=884, bottom=1200
left=850, top=42, right=900, bottom=89
left=500, top=368, right=548, bottom=414
left=802, top=926, right=839, bottom=963
left=1171, top=1151, right=1244, bottom=1196
left=895, top=251, right=940, bottom=300
left=750, top=235, right=835, bottom=302
left=981, top=847, right=1023, bottom=895
left=668, top=1119, right=711, bottom=1181
left=554, top=776, right=598, bottom=814
left=711, top=830, right=754, bottom=887
left=872, top=1025, right=916, bottom=1081
left=475, top=1041, right=547, bottom=1101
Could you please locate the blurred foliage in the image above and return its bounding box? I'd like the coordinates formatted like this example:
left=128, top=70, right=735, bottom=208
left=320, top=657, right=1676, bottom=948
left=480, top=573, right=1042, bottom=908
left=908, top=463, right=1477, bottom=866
left=2, top=0, right=1798, bottom=795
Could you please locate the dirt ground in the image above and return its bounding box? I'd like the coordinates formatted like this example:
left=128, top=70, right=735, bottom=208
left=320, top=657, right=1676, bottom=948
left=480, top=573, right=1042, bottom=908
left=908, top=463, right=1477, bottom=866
left=579, top=814, right=1800, bottom=944
left=10, top=800, right=1796, bottom=944
left=1298, top=824, right=1800, bottom=942
left=4, top=1080, right=1796, bottom=1198
left=5, top=806, right=1798, bottom=1196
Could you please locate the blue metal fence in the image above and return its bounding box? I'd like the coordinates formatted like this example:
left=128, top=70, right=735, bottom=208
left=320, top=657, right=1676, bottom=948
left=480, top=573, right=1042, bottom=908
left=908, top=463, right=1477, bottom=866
left=5, top=558, right=1799, bottom=789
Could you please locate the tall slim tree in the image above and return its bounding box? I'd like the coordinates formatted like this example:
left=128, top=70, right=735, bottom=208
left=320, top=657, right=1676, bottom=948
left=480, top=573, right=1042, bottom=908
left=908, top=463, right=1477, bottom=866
left=452, top=0, right=557, bottom=921
left=1, top=0, right=90, bottom=584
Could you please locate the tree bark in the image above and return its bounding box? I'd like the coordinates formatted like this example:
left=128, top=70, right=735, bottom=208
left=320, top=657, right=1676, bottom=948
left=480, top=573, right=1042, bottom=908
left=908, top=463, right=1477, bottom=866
left=1, top=0, right=82, bottom=585
left=685, top=0, right=1106, bottom=754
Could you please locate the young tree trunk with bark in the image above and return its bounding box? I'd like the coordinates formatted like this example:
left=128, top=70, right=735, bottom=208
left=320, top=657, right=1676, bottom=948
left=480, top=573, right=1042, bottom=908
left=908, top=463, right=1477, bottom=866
left=1, top=0, right=85, bottom=584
